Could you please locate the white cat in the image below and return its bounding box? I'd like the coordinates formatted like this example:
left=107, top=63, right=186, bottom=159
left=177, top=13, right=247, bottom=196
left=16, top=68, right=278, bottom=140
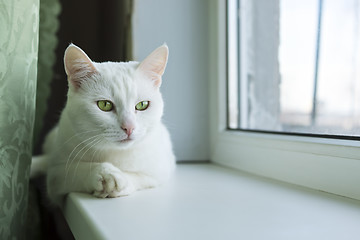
left=33, top=44, right=175, bottom=206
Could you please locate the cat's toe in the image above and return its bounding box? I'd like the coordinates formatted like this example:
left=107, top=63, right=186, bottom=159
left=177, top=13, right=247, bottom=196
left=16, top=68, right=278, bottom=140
left=90, top=163, right=132, bottom=198
left=108, top=183, right=134, bottom=197
left=103, top=171, right=127, bottom=196
left=91, top=174, right=109, bottom=198
left=93, top=189, right=109, bottom=198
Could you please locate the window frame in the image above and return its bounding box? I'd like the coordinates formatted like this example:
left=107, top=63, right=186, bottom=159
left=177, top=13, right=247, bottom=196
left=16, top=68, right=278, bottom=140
left=209, top=0, right=360, bottom=201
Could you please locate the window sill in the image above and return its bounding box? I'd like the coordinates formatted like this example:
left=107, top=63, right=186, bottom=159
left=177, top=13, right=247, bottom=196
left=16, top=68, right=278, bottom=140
left=63, top=163, right=360, bottom=240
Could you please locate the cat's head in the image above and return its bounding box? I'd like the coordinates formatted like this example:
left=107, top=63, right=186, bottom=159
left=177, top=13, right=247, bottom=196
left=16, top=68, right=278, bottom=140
left=63, top=44, right=168, bottom=149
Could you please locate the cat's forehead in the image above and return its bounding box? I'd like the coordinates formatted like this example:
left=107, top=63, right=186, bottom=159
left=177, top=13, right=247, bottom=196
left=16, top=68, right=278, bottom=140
left=95, top=61, right=138, bottom=79
left=96, top=61, right=136, bottom=86
left=93, top=61, right=148, bottom=104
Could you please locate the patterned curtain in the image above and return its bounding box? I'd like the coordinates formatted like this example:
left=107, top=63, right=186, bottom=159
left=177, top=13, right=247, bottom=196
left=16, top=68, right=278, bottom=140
left=0, top=0, right=40, bottom=239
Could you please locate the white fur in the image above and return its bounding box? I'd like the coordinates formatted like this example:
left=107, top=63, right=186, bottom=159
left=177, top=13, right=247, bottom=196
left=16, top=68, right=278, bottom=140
left=38, top=44, right=175, bottom=206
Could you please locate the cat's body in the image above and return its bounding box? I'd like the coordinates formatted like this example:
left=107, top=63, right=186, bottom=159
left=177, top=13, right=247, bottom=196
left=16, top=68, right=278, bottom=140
left=35, top=44, right=175, bottom=206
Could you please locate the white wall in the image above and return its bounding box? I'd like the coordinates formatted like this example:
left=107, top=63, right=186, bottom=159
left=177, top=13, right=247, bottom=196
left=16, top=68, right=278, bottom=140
left=132, top=0, right=210, bottom=161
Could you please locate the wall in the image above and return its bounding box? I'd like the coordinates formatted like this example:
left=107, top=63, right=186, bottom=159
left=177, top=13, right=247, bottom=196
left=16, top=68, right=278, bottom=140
left=132, top=0, right=210, bottom=161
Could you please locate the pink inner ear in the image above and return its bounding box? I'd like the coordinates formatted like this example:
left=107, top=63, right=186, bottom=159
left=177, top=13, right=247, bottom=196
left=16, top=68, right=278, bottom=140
left=64, top=44, right=97, bottom=89
left=146, top=71, right=162, bottom=87
left=68, top=63, right=97, bottom=89
left=137, top=45, right=169, bottom=87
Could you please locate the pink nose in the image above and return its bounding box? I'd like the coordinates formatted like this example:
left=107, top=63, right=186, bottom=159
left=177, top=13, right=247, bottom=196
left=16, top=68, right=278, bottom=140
left=121, top=124, right=134, bottom=137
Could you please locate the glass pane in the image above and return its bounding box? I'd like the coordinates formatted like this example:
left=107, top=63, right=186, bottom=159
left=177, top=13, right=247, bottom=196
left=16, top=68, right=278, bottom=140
left=229, top=0, right=360, bottom=137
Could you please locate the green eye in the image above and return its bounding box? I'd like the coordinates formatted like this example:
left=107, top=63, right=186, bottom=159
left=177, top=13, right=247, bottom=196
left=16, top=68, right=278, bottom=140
left=97, top=100, right=113, bottom=111
left=135, top=101, right=149, bottom=111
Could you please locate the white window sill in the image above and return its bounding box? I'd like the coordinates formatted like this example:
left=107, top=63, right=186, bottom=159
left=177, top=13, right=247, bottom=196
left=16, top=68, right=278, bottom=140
left=63, top=163, right=360, bottom=240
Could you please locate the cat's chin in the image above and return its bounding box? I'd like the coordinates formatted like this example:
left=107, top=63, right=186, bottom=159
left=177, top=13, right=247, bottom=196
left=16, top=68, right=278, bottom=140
left=114, top=138, right=136, bottom=149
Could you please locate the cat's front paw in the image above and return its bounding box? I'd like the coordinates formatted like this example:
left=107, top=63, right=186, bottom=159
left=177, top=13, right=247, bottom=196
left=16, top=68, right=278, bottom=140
left=89, top=163, right=134, bottom=198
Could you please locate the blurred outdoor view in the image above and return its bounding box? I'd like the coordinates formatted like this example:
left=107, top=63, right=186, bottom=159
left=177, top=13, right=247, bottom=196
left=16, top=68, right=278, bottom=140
left=229, top=0, right=360, bottom=137
left=280, top=0, right=360, bottom=136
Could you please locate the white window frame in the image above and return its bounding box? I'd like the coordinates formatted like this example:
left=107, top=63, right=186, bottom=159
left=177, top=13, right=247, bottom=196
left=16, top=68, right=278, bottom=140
left=209, top=0, right=360, bottom=201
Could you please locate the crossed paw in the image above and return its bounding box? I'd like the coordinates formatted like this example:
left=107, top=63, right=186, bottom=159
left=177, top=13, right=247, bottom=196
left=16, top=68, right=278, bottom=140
left=89, top=162, right=135, bottom=198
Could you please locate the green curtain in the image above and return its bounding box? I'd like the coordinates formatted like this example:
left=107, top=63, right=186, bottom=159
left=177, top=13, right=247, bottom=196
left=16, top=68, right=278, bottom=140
left=0, top=0, right=40, bottom=239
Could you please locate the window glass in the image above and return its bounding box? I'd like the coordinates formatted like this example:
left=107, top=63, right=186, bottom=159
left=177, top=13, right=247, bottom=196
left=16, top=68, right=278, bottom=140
left=228, top=0, right=360, bottom=137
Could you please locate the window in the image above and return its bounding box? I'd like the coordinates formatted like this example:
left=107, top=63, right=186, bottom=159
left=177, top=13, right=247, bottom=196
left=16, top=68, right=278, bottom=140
left=228, top=0, right=360, bottom=139
left=209, top=0, right=360, bottom=201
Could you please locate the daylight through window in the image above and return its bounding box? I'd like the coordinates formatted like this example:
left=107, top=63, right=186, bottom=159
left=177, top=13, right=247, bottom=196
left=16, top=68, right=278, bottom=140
left=228, top=0, right=360, bottom=138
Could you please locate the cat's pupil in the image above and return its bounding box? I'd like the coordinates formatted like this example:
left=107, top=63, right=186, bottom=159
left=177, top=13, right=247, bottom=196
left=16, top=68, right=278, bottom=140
left=97, top=100, right=113, bottom=111
left=135, top=101, right=149, bottom=111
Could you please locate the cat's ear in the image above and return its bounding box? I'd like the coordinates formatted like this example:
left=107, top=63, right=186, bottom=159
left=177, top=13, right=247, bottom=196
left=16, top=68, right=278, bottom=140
left=137, top=44, right=169, bottom=87
left=64, top=44, right=97, bottom=90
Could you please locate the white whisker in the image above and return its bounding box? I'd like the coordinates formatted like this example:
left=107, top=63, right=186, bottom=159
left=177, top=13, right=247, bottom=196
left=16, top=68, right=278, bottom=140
left=72, top=137, right=104, bottom=183
left=64, top=135, right=103, bottom=183
left=53, top=129, right=102, bottom=153
left=65, top=135, right=102, bottom=171
left=89, top=140, right=103, bottom=177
